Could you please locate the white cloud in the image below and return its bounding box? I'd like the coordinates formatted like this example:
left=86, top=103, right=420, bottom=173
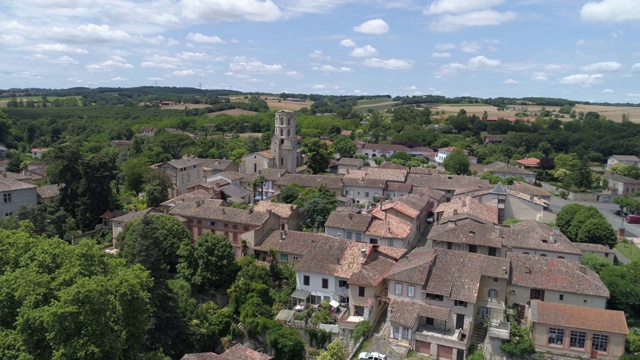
left=311, top=64, right=352, bottom=73
left=627, top=93, right=640, bottom=97
left=186, top=32, right=225, bottom=43
left=49, top=24, right=133, bottom=44
left=431, top=52, right=451, bottom=58
left=353, top=19, right=389, bottom=35
left=559, top=73, right=603, bottom=87
left=424, top=0, right=505, bottom=14
left=531, top=72, right=548, bottom=81
left=363, top=58, right=413, bottom=70
left=631, top=63, right=640, bottom=71
left=435, top=62, right=466, bottom=77
left=285, top=70, right=300, bottom=78
left=503, top=78, right=519, bottom=84
left=147, top=77, right=163, bottom=81
left=31, top=43, right=88, bottom=54
left=141, top=55, right=182, bottom=69
left=176, top=52, right=210, bottom=61
left=230, top=59, right=283, bottom=74
left=435, top=43, right=456, bottom=50
left=86, top=56, right=134, bottom=71
left=171, top=69, right=202, bottom=76
left=54, top=55, right=79, bottom=64
left=340, top=39, right=356, bottom=47
left=0, top=34, right=25, bottom=45
left=430, top=10, right=517, bottom=31
left=312, top=84, right=325, bottom=89
left=181, top=0, right=283, bottom=23
left=581, top=61, right=621, bottom=72
left=460, top=41, right=481, bottom=53
left=309, top=50, right=331, bottom=61
left=602, top=88, right=614, bottom=93
left=468, top=55, right=501, bottom=68
left=111, top=76, right=128, bottom=81
left=141, top=61, right=177, bottom=69
left=581, top=0, right=640, bottom=22
left=350, top=45, right=378, bottom=58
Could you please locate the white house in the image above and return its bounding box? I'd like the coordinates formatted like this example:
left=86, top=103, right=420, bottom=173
left=606, top=155, right=640, bottom=170
left=0, top=176, right=38, bottom=218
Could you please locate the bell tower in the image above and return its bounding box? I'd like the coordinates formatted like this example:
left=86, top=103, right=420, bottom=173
left=270, top=110, right=298, bottom=173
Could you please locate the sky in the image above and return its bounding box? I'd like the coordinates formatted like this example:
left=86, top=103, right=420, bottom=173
left=1, top=0, right=639, bottom=102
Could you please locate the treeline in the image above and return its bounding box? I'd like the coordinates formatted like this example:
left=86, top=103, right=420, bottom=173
left=393, top=94, right=640, bottom=108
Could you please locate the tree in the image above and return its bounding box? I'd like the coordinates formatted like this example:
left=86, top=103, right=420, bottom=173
left=279, top=184, right=302, bottom=204
left=600, top=262, right=640, bottom=317
left=123, top=157, right=151, bottom=194
left=177, top=233, right=238, bottom=294
left=581, top=252, right=612, bottom=274
left=567, top=206, right=602, bottom=241
left=577, top=218, right=617, bottom=248
left=443, top=148, right=470, bottom=175
left=332, top=135, right=356, bottom=158
left=352, top=320, right=372, bottom=343
left=75, top=153, right=118, bottom=230
left=317, top=339, right=346, bottom=360
left=571, top=157, right=593, bottom=190
left=268, top=323, right=306, bottom=360
left=302, top=138, right=331, bottom=174
left=143, top=169, right=173, bottom=207
left=251, top=174, right=267, bottom=202
left=556, top=204, right=585, bottom=238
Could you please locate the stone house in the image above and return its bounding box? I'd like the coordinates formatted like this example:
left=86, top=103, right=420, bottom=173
left=150, top=157, right=207, bottom=198
left=602, top=173, right=640, bottom=196
left=357, top=143, right=410, bottom=159
left=483, top=161, right=536, bottom=184
left=0, top=176, right=37, bottom=218
left=606, top=154, right=640, bottom=169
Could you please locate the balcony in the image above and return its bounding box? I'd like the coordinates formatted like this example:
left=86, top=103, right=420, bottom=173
left=415, top=325, right=467, bottom=349
left=487, top=320, right=510, bottom=340
left=337, top=286, right=349, bottom=297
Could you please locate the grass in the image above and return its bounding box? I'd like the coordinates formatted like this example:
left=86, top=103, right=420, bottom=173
left=615, top=239, right=640, bottom=262
left=356, top=97, right=395, bottom=106
left=354, top=102, right=400, bottom=112
left=0, top=95, right=81, bottom=101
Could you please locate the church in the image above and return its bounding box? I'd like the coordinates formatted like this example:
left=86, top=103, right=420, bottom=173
left=239, top=110, right=300, bottom=174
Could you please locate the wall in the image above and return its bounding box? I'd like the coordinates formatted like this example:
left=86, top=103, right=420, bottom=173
left=342, top=185, right=383, bottom=205
left=325, top=226, right=365, bottom=242
left=532, top=323, right=625, bottom=360
left=504, top=196, right=553, bottom=223
left=296, top=270, right=336, bottom=302
left=0, top=187, right=38, bottom=218
left=506, top=285, right=607, bottom=309
left=239, top=154, right=272, bottom=175
left=509, top=247, right=581, bottom=263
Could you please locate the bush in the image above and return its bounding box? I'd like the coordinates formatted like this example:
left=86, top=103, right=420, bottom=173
left=352, top=320, right=372, bottom=343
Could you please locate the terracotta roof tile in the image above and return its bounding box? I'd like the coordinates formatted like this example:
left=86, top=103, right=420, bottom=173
left=325, top=211, right=372, bottom=232
left=507, top=221, right=582, bottom=255
left=293, top=236, right=352, bottom=275
left=506, top=181, right=551, bottom=197
left=377, top=162, right=408, bottom=170
left=36, top=184, right=60, bottom=199
left=221, top=344, right=273, bottom=360
left=515, top=157, right=540, bottom=166
left=576, top=242, right=612, bottom=253
left=0, top=177, right=37, bottom=191
left=362, top=143, right=410, bottom=152
left=484, top=161, right=534, bottom=175
left=349, top=255, right=396, bottom=286
left=275, top=174, right=344, bottom=190
left=435, top=196, right=499, bottom=224
left=428, top=222, right=505, bottom=248
left=508, top=253, right=609, bottom=297
left=406, top=174, right=490, bottom=191
left=531, top=300, right=628, bottom=335
left=367, top=210, right=412, bottom=239
left=389, top=299, right=450, bottom=328
left=181, top=353, right=223, bottom=360
left=253, top=202, right=297, bottom=219
left=336, top=158, right=364, bottom=166
left=168, top=201, right=269, bottom=226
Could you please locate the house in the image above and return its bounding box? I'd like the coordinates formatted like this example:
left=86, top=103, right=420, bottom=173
left=160, top=101, right=177, bottom=106
left=383, top=182, right=412, bottom=200
left=386, top=248, right=511, bottom=359
left=0, top=175, right=38, bottom=218
left=150, top=157, right=208, bottom=198
left=30, top=148, right=48, bottom=158
left=602, top=173, right=640, bottom=196
left=506, top=221, right=583, bottom=262
left=219, top=184, right=253, bottom=204
left=429, top=222, right=504, bottom=257
left=507, top=253, right=610, bottom=313
left=366, top=208, right=414, bottom=248
left=160, top=189, right=223, bottom=209
left=168, top=200, right=280, bottom=257
left=342, top=177, right=386, bottom=206
left=483, top=135, right=505, bottom=144
left=434, top=147, right=477, bottom=166
left=335, top=158, right=364, bottom=174
left=458, top=183, right=552, bottom=223
left=529, top=301, right=627, bottom=360
left=406, top=174, right=490, bottom=201
left=36, top=184, right=60, bottom=204
left=377, top=162, right=409, bottom=171
left=137, top=127, right=158, bottom=137
left=253, top=201, right=302, bottom=231
left=325, top=210, right=372, bottom=242
left=515, top=157, right=540, bottom=168
left=576, top=243, right=615, bottom=263
left=254, top=230, right=334, bottom=267
left=506, top=181, right=551, bottom=201
left=607, top=154, right=640, bottom=169
left=201, top=159, right=239, bottom=177
left=434, top=195, right=499, bottom=225
left=181, top=343, right=273, bottom=360
left=357, top=143, right=410, bottom=159
left=207, top=171, right=245, bottom=188
left=111, top=208, right=163, bottom=242
left=484, top=161, right=536, bottom=184
left=111, top=140, right=132, bottom=148
left=22, top=161, right=48, bottom=181
left=241, top=168, right=287, bottom=201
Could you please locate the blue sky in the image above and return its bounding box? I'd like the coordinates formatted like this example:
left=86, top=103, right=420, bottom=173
left=1, top=0, right=639, bottom=102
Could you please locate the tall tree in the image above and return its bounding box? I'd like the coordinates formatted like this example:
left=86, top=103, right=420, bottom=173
left=443, top=148, right=470, bottom=175
left=76, top=153, right=117, bottom=230
left=143, top=170, right=173, bottom=207
left=47, top=143, right=84, bottom=219
left=177, top=233, right=238, bottom=294
left=332, top=135, right=357, bottom=158
left=577, top=218, right=617, bottom=248
left=302, top=138, right=331, bottom=174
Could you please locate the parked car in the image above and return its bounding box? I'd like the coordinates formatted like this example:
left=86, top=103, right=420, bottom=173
left=626, top=214, right=640, bottom=224
left=426, top=215, right=434, bottom=223
left=358, top=352, right=386, bottom=360
left=613, top=209, right=628, bottom=217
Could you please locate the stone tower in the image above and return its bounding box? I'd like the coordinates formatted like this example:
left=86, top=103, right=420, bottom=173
left=270, top=110, right=298, bottom=173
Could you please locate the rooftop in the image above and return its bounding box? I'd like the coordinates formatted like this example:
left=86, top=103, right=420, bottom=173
left=435, top=195, right=499, bottom=224
left=0, top=176, right=37, bottom=192
left=325, top=211, right=372, bottom=232
left=168, top=201, right=270, bottom=226
left=362, top=143, right=410, bottom=152
left=406, top=174, right=491, bottom=192
left=610, top=154, right=640, bottom=162
left=275, top=173, right=344, bottom=190
left=428, top=222, right=505, bottom=248
left=389, top=299, right=450, bottom=328
left=336, top=158, right=364, bottom=166
left=36, top=184, right=60, bottom=199
left=531, top=300, right=628, bottom=335
left=484, top=161, right=534, bottom=175
left=507, top=221, right=582, bottom=255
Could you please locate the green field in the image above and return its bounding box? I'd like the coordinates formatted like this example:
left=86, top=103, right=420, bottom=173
left=356, top=97, right=395, bottom=106
left=615, top=239, right=640, bottom=263
left=0, top=95, right=81, bottom=101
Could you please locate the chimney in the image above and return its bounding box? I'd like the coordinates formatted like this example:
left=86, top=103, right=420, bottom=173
left=525, top=266, right=532, bottom=274
left=313, top=225, right=318, bottom=233
left=453, top=209, right=458, bottom=216
left=361, top=248, right=367, bottom=259
left=578, top=265, right=587, bottom=274
left=495, top=226, right=502, bottom=238
left=221, top=208, right=226, bottom=214
left=550, top=234, right=556, bottom=244
left=290, top=205, right=294, bottom=211
left=280, top=230, right=286, bottom=241
left=246, top=207, right=253, bottom=214
left=462, top=198, right=467, bottom=207
left=337, top=232, right=341, bottom=238
left=2, top=171, right=6, bottom=178
left=196, top=200, right=203, bottom=207
left=348, top=213, right=353, bottom=220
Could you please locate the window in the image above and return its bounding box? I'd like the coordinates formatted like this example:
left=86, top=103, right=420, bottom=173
left=592, top=334, right=609, bottom=352
left=4, top=212, right=13, bottom=217
left=570, top=331, right=586, bottom=348
left=454, top=300, right=467, bottom=307
left=346, top=232, right=353, bottom=240
left=356, top=233, right=362, bottom=241
left=209, top=221, right=217, bottom=227
left=338, top=280, right=348, bottom=288
left=488, top=289, right=498, bottom=299
left=303, top=275, right=310, bottom=286
left=402, top=327, right=412, bottom=339
left=322, top=278, right=329, bottom=289
left=359, top=286, right=365, bottom=297
left=279, top=253, right=288, bottom=262
left=426, top=293, right=443, bottom=301
left=408, top=285, right=415, bottom=297
left=365, top=192, right=369, bottom=197
left=370, top=238, right=378, bottom=245
left=559, top=294, right=564, bottom=301
left=293, top=256, right=299, bottom=262
left=530, top=289, right=545, bottom=301
left=395, top=283, right=403, bottom=295
left=232, top=224, right=238, bottom=230
left=388, top=239, right=394, bottom=247
left=224, top=223, right=228, bottom=228
left=548, top=328, right=564, bottom=345
left=3, top=193, right=11, bottom=203
left=493, top=277, right=499, bottom=282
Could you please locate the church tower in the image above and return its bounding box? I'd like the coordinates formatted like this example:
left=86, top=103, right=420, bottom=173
left=270, top=110, right=298, bottom=173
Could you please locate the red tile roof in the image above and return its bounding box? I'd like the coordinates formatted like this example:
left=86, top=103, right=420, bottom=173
left=515, top=157, right=540, bottom=166
left=531, top=300, right=628, bottom=335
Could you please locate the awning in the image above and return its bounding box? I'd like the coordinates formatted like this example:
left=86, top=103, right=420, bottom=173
left=291, top=289, right=311, bottom=299
left=330, top=300, right=340, bottom=308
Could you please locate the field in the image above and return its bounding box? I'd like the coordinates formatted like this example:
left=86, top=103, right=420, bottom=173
left=161, top=103, right=211, bottom=110
left=0, top=95, right=81, bottom=108
left=228, top=95, right=312, bottom=111
left=573, top=104, right=640, bottom=122
left=206, top=109, right=258, bottom=117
